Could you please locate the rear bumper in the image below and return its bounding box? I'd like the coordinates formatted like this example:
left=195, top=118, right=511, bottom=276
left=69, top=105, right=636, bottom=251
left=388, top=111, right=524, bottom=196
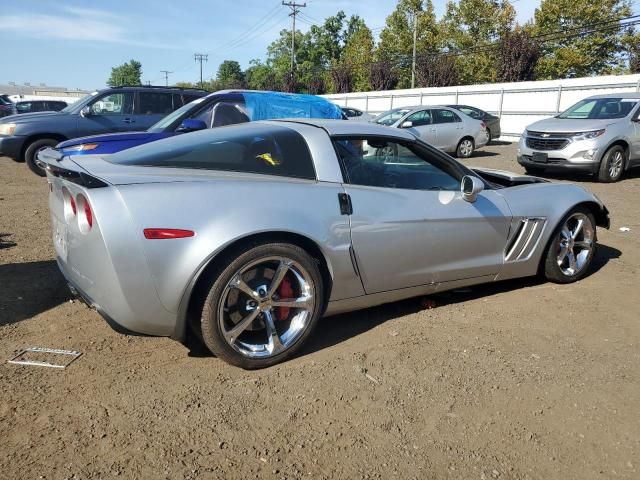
left=66, top=280, right=148, bottom=336
left=0, top=135, right=26, bottom=160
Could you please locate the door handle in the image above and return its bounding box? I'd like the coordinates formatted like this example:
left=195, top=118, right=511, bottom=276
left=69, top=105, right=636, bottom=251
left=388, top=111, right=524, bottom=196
left=123, top=118, right=135, bottom=123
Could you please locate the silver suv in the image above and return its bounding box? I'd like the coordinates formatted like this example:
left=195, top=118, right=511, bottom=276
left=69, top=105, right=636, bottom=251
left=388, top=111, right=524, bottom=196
left=518, top=93, right=640, bottom=182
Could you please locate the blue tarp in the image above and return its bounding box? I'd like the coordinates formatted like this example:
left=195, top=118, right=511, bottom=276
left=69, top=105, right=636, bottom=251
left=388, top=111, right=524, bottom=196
left=242, top=91, right=343, bottom=121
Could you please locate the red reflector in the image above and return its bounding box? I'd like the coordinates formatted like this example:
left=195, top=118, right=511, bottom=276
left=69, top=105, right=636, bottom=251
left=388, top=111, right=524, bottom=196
left=144, top=228, right=195, bottom=240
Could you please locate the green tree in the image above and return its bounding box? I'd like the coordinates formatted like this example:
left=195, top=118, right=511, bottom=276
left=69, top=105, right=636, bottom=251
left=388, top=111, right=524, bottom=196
left=440, top=0, right=515, bottom=84
left=533, top=0, right=632, bottom=79
left=245, top=60, right=279, bottom=90
left=377, top=0, right=439, bottom=88
left=107, top=59, right=142, bottom=87
left=215, top=60, right=245, bottom=89
left=343, top=24, right=375, bottom=91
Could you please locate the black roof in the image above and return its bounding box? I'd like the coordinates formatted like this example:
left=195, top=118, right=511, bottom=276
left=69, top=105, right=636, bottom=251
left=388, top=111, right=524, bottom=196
left=108, top=85, right=208, bottom=93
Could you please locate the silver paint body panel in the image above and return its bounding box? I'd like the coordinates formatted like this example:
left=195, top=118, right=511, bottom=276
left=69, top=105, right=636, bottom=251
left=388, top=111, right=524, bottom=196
left=45, top=119, right=607, bottom=338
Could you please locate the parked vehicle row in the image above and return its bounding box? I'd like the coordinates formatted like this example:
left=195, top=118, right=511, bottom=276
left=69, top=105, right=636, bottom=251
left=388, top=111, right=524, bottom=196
left=40, top=118, right=609, bottom=369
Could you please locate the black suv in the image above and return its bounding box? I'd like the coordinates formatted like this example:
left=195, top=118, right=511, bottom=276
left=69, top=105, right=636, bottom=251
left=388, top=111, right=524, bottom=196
left=0, top=85, right=207, bottom=174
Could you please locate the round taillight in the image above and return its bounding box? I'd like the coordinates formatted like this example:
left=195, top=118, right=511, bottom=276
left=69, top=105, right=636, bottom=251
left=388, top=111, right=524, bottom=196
left=75, top=194, right=93, bottom=233
left=70, top=195, right=77, bottom=215
left=84, top=200, right=93, bottom=228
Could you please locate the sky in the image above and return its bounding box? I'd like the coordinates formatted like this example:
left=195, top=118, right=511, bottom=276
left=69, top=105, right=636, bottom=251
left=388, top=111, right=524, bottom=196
left=0, top=0, right=542, bottom=90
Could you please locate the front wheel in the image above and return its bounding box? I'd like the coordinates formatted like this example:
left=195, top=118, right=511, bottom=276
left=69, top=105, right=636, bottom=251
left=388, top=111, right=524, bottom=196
left=597, top=145, right=626, bottom=182
left=25, top=138, right=59, bottom=177
left=200, top=243, right=324, bottom=369
left=456, top=138, right=474, bottom=158
left=543, top=208, right=596, bottom=283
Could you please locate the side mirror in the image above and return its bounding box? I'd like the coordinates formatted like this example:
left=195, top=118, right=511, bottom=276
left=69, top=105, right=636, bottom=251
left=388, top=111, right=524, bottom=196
left=176, top=118, right=207, bottom=133
left=80, top=106, right=92, bottom=117
left=400, top=120, right=413, bottom=128
left=461, top=175, right=484, bottom=203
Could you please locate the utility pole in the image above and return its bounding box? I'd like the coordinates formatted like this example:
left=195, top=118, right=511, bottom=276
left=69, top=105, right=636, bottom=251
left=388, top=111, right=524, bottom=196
left=411, top=11, right=418, bottom=89
left=282, top=1, right=306, bottom=73
left=194, top=53, right=208, bottom=88
left=160, top=70, right=173, bottom=87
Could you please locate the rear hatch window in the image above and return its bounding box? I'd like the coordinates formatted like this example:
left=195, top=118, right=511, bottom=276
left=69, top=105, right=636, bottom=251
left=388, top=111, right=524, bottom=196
left=108, top=124, right=316, bottom=180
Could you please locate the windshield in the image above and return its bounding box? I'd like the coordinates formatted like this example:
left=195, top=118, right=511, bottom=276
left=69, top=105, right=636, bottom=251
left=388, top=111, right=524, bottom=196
left=558, top=97, right=639, bottom=120
left=148, top=98, right=206, bottom=132
left=61, top=92, right=99, bottom=113
left=374, top=108, right=412, bottom=126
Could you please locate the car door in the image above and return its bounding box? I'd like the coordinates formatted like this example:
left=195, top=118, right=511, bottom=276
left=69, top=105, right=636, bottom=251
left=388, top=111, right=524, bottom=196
left=76, top=91, right=136, bottom=137
left=334, top=136, right=512, bottom=294
left=135, top=91, right=175, bottom=130
left=432, top=109, right=463, bottom=151
left=402, top=109, right=437, bottom=145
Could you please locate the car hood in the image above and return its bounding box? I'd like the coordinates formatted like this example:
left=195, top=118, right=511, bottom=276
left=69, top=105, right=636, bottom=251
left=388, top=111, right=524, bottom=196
left=0, top=111, right=68, bottom=123
left=527, top=117, right=617, bottom=133
left=58, top=131, right=170, bottom=148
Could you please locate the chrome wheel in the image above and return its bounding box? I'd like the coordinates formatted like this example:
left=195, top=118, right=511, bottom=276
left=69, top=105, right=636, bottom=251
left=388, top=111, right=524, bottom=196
left=458, top=139, right=474, bottom=157
left=556, top=212, right=594, bottom=276
left=609, top=150, right=623, bottom=179
left=217, top=256, right=315, bottom=359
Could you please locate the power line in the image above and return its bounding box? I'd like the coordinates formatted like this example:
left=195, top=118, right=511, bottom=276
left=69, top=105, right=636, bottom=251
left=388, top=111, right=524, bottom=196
left=282, top=1, right=306, bottom=72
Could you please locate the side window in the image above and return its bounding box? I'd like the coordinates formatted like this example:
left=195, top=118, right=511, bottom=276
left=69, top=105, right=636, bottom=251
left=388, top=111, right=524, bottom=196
left=406, top=109, right=432, bottom=127
left=333, top=136, right=462, bottom=191
left=90, top=92, right=134, bottom=115
left=191, top=103, right=215, bottom=127
left=137, top=92, right=174, bottom=115
left=16, top=102, right=31, bottom=113
left=211, top=102, right=250, bottom=127
left=460, top=107, right=481, bottom=120
left=434, top=109, right=458, bottom=124
left=109, top=125, right=316, bottom=180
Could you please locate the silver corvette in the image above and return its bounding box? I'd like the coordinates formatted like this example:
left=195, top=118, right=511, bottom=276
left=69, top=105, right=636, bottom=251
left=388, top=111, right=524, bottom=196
left=42, top=119, right=610, bottom=369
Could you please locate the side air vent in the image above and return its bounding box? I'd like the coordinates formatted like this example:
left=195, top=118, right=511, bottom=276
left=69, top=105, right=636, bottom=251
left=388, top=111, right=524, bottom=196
left=505, top=217, right=546, bottom=262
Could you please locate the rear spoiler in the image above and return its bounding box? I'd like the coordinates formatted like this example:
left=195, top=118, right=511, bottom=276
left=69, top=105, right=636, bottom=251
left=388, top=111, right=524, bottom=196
left=37, top=147, right=109, bottom=189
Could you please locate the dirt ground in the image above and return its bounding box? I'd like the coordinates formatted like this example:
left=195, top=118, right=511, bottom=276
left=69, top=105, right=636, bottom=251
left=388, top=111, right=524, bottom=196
left=1, top=143, right=639, bottom=480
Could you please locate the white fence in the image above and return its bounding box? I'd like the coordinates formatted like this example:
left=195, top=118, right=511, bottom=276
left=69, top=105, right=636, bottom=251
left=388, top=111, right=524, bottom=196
left=323, top=74, right=640, bottom=139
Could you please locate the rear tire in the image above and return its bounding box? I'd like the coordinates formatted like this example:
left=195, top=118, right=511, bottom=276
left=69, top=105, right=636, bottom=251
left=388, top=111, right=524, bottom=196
left=456, top=137, right=474, bottom=158
left=200, top=243, right=324, bottom=369
left=486, top=128, right=492, bottom=144
left=25, top=138, right=59, bottom=177
left=597, top=145, right=625, bottom=183
left=542, top=207, right=597, bottom=284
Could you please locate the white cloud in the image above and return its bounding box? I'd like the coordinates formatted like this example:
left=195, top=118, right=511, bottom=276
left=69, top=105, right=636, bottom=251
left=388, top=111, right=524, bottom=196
left=0, top=7, right=180, bottom=49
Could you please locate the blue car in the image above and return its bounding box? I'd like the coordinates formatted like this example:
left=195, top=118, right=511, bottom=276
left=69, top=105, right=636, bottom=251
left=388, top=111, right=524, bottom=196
left=53, top=90, right=345, bottom=158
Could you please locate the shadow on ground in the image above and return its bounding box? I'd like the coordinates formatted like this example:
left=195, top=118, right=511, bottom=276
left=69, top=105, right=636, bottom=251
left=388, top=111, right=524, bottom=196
left=0, top=260, right=72, bottom=326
